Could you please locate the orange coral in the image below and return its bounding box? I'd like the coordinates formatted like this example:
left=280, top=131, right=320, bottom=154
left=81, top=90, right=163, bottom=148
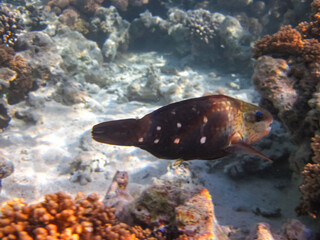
left=0, top=192, right=167, bottom=240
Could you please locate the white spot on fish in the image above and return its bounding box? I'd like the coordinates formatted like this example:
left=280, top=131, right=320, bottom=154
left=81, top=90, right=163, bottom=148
left=192, top=107, right=196, bottom=111
left=177, top=122, right=182, bottom=128
left=203, top=116, right=208, bottom=124
left=171, top=111, right=176, bottom=115
left=174, top=138, right=180, bottom=144
left=154, top=138, right=160, bottom=144
left=156, top=126, right=161, bottom=131
left=200, top=136, right=206, bottom=144
left=138, top=137, right=144, bottom=143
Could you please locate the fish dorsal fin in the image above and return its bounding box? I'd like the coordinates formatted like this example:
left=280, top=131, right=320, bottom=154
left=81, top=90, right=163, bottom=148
left=227, top=133, right=273, bottom=162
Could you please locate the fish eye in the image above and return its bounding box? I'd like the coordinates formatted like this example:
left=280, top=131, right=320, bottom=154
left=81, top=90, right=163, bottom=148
left=255, top=111, right=263, bottom=122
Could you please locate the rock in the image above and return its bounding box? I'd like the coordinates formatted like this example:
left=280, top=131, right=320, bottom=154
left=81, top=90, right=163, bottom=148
left=126, top=65, right=161, bottom=102
left=0, top=100, right=11, bottom=129
left=93, top=6, right=130, bottom=61
left=54, top=80, right=87, bottom=105
left=103, top=171, right=134, bottom=221
left=0, top=153, right=14, bottom=191
left=70, top=170, right=92, bottom=185
left=246, top=223, right=276, bottom=240
left=16, top=31, right=65, bottom=82
left=218, top=16, right=251, bottom=61
left=252, top=207, right=281, bottom=218
left=52, top=26, right=103, bottom=74
left=280, top=219, right=316, bottom=240
left=0, top=154, right=14, bottom=180
left=0, top=67, right=16, bottom=89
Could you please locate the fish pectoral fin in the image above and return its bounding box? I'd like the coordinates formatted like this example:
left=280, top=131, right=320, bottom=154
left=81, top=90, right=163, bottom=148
left=226, top=142, right=273, bottom=162
left=229, top=132, right=243, bottom=145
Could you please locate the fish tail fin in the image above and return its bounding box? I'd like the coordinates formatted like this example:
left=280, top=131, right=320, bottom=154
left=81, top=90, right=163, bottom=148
left=92, top=119, right=141, bottom=146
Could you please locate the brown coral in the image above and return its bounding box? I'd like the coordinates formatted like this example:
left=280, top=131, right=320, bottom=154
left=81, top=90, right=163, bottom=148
left=295, top=134, right=320, bottom=218
left=253, top=25, right=304, bottom=59
left=0, top=5, right=23, bottom=48
left=0, top=45, right=33, bottom=104
left=252, top=55, right=297, bottom=112
left=296, top=162, right=320, bottom=218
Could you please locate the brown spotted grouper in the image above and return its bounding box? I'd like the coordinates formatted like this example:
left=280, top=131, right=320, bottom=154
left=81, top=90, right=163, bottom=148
left=92, top=95, right=273, bottom=161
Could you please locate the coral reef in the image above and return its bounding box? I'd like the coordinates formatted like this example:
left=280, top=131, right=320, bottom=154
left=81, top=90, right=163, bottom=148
left=0, top=191, right=157, bottom=240
left=130, top=8, right=252, bottom=71
left=46, top=0, right=104, bottom=16
left=1, top=168, right=316, bottom=239
left=252, top=0, right=320, bottom=172
left=252, top=0, right=320, bottom=219
left=45, top=1, right=130, bottom=60
left=0, top=4, right=23, bottom=47
left=109, top=165, right=230, bottom=240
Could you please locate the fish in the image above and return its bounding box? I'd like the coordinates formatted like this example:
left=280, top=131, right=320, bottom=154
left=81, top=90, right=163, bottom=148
left=92, top=95, right=273, bottom=161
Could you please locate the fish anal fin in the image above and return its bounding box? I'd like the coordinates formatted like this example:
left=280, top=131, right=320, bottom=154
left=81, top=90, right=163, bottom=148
left=226, top=142, right=273, bottom=162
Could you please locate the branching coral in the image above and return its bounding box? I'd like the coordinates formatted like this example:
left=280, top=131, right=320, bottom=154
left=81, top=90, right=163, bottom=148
left=187, top=9, right=217, bottom=45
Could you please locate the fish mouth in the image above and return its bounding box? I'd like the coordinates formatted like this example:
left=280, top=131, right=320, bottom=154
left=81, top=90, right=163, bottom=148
left=266, top=126, right=271, bottom=135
